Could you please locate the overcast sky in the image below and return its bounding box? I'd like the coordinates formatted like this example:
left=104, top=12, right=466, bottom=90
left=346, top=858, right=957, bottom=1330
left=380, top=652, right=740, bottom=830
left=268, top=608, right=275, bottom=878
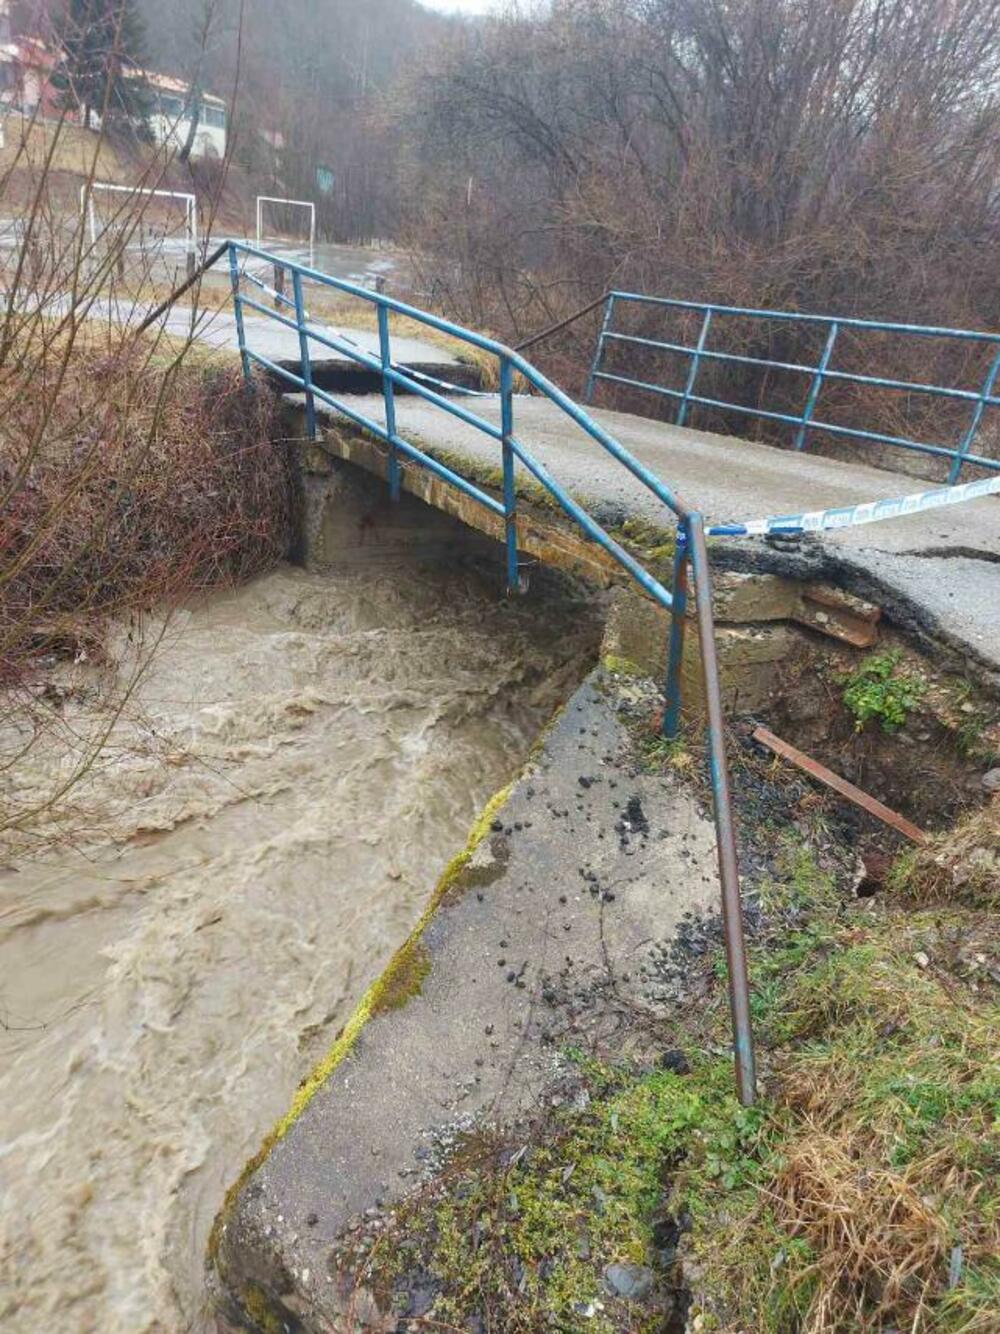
left=420, top=0, right=506, bottom=13
left=419, top=0, right=553, bottom=15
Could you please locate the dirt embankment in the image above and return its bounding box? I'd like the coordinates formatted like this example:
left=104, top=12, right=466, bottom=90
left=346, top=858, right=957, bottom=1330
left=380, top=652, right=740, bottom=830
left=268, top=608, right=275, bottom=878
left=0, top=116, right=257, bottom=233
left=322, top=700, right=999, bottom=1334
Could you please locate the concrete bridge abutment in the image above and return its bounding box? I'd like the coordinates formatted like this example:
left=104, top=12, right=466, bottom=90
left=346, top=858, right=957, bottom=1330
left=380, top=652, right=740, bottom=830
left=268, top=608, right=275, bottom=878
left=288, top=402, right=884, bottom=727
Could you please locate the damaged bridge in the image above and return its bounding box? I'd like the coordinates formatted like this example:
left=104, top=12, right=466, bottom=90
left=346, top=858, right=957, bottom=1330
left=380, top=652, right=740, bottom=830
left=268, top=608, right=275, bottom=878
left=206, top=243, right=998, bottom=1331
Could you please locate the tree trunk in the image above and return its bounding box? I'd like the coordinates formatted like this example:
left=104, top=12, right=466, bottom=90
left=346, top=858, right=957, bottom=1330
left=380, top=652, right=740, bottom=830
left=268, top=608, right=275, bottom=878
left=178, top=82, right=202, bottom=163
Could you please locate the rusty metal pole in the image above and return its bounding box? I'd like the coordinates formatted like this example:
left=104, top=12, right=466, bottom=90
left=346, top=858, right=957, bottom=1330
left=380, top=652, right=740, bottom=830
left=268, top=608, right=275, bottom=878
left=513, top=291, right=610, bottom=353
left=136, top=242, right=229, bottom=337
left=688, top=515, right=757, bottom=1105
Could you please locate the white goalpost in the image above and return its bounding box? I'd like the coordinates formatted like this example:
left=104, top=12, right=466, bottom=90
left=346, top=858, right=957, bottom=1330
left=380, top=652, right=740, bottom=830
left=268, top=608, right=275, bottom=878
left=82, top=183, right=198, bottom=250
left=81, top=182, right=199, bottom=277
left=255, top=195, right=316, bottom=266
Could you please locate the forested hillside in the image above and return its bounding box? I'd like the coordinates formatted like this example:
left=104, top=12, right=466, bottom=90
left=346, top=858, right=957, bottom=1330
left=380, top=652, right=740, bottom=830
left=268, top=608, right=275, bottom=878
left=394, top=0, right=1000, bottom=343
left=135, top=0, right=453, bottom=239
left=11, top=0, right=999, bottom=375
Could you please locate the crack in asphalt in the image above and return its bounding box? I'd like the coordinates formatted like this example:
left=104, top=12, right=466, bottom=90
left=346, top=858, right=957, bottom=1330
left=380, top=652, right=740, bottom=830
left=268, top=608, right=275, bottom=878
left=896, top=545, right=1000, bottom=565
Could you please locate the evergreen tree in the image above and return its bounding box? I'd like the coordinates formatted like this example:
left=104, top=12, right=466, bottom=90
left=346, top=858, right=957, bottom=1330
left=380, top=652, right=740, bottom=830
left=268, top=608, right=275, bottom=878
left=53, top=0, right=152, bottom=135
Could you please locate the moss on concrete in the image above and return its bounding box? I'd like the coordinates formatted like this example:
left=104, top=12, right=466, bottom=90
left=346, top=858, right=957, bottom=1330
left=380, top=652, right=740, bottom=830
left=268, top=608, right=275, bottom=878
left=422, top=444, right=566, bottom=517
left=599, top=652, right=646, bottom=678
left=276, top=779, right=511, bottom=1139
left=607, top=514, right=676, bottom=562
left=370, top=941, right=432, bottom=1015
left=209, top=776, right=519, bottom=1278
left=431, top=781, right=515, bottom=902
left=240, top=1284, right=283, bottom=1334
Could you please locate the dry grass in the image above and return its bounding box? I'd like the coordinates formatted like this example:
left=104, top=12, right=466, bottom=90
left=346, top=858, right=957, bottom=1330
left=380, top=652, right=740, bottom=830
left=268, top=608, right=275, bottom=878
left=891, top=797, right=1000, bottom=910
left=774, top=1132, right=950, bottom=1330
left=682, top=847, right=1000, bottom=1333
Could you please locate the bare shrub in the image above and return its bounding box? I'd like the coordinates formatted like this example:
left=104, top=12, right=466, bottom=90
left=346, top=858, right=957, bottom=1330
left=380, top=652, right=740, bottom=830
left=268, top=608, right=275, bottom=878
left=0, top=352, right=289, bottom=688
left=0, top=3, right=292, bottom=844
left=399, top=0, right=1000, bottom=475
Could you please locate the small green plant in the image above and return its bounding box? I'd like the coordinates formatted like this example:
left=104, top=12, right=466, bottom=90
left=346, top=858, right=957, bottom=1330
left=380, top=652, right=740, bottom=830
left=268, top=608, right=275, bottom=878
left=638, top=732, right=692, bottom=772
left=955, top=709, right=991, bottom=759
left=842, top=650, right=925, bottom=733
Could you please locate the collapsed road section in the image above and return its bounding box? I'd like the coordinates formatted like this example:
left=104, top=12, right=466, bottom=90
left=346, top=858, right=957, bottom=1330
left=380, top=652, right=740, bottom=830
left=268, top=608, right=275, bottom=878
left=210, top=669, right=726, bottom=1330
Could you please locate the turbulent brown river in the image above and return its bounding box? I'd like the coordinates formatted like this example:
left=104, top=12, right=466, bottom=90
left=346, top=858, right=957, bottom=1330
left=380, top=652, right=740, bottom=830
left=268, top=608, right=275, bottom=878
left=0, top=560, right=599, bottom=1333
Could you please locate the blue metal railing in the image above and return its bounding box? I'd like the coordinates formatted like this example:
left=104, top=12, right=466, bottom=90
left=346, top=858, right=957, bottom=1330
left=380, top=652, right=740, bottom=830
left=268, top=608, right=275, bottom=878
left=225, top=240, right=757, bottom=1104
left=585, top=292, right=1000, bottom=483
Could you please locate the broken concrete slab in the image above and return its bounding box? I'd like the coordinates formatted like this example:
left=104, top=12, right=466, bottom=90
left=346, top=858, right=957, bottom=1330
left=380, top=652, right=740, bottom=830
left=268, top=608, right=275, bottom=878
left=298, top=394, right=999, bottom=680
left=210, top=671, right=722, bottom=1330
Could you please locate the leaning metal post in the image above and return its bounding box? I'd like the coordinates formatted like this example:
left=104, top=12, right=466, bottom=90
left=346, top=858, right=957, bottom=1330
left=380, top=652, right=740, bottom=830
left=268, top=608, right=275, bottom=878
left=676, top=308, right=713, bottom=428
left=687, top=515, right=757, bottom=1106
left=292, top=269, right=317, bottom=441
left=499, top=358, right=520, bottom=594
left=949, top=343, right=1000, bottom=483
left=584, top=294, right=615, bottom=403
left=377, top=303, right=400, bottom=500
left=227, top=243, right=251, bottom=385
left=662, top=526, right=690, bottom=738
left=793, top=321, right=839, bottom=452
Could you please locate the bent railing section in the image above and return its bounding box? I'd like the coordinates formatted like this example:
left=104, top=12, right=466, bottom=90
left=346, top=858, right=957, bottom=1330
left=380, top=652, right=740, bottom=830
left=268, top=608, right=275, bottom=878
left=226, top=240, right=756, bottom=1104
left=586, top=291, right=1000, bottom=483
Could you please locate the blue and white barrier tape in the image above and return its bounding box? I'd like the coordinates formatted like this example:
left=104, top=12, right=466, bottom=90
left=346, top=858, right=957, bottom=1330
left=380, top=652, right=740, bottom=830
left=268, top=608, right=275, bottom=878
left=704, top=474, right=1000, bottom=538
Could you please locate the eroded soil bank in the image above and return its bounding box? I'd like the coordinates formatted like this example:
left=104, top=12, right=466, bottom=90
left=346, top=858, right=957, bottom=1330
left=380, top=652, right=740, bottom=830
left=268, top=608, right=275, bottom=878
left=0, top=559, right=600, bottom=1333
left=310, top=686, right=999, bottom=1334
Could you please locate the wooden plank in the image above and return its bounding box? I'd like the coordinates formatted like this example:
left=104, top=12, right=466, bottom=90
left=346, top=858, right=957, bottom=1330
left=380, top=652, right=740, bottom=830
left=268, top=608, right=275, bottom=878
left=752, top=725, right=928, bottom=845
left=796, top=585, right=882, bottom=649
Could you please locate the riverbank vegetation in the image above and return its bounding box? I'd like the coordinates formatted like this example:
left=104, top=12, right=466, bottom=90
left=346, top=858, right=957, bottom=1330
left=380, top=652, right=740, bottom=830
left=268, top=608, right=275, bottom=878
left=400, top=0, right=1000, bottom=335
left=1, top=345, right=287, bottom=680
left=0, top=338, right=290, bottom=842
left=339, top=799, right=999, bottom=1332
left=0, top=87, right=291, bottom=845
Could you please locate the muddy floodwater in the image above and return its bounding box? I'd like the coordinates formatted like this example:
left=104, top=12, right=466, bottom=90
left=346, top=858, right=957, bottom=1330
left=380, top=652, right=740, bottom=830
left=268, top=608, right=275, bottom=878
left=0, top=560, right=599, bottom=1333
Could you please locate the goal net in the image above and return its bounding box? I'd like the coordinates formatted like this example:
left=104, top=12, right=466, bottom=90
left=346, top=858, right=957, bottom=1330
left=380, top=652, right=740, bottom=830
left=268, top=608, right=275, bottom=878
left=255, top=195, right=316, bottom=266
left=82, top=183, right=198, bottom=294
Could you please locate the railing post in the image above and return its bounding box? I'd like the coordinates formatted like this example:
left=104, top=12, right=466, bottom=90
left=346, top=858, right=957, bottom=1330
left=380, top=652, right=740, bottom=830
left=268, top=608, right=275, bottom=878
left=662, top=523, right=689, bottom=738
left=273, top=260, right=286, bottom=310
left=676, top=308, right=713, bottom=428
left=377, top=303, right=400, bottom=500
left=584, top=293, right=615, bottom=404
left=687, top=515, right=757, bottom=1106
left=227, top=242, right=251, bottom=386
left=794, top=320, right=839, bottom=452
left=292, top=269, right=316, bottom=441
left=500, top=357, right=520, bottom=594
left=949, top=343, right=1000, bottom=483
